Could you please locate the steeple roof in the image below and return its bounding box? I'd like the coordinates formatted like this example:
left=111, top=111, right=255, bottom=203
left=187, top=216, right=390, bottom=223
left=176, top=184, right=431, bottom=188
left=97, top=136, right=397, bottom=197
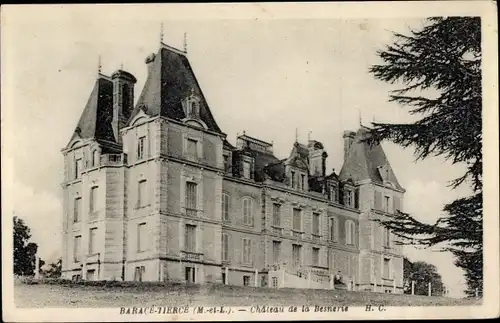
left=68, top=75, right=115, bottom=145
left=339, top=127, right=404, bottom=191
left=128, top=44, right=223, bottom=133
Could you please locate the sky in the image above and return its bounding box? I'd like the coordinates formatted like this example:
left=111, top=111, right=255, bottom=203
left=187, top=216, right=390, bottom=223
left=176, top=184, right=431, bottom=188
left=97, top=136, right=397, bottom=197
left=2, top=5, right=479, bottom=298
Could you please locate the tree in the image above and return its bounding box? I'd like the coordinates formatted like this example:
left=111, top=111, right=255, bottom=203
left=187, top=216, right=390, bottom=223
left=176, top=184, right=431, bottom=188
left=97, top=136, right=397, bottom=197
left=13, top=216, right=40, bottom=276
left=42, top=258, right=62, bottom=278
left=403, top=258, right=444, bottom=296
left=367, top=17, right=482, bottom=297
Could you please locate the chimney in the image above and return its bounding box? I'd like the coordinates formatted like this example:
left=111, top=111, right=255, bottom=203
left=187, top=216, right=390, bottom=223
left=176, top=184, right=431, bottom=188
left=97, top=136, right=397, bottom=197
left=307, top=140, right=326, bottom=177
left=144, top=53, right=156, bottom=76
left=343, top=130, right=356, bottom=161
left=321, top=151, right=328, bottom=177
left=111, top=69, right=137, bottom=142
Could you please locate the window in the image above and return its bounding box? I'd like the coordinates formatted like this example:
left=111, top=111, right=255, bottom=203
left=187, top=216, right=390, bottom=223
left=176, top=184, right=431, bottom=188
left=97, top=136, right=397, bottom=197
left=122, top=84, right=132, bottom=119
left=312, top=213, right=320, bottom=236
left=92, top=150, right=99, bottom=167
left=291, top=171, right=296, bottom=188
left=185, top=182, right=197, bottom=216
left=89, top=227, right=97, bottom=255
left=185, top=266, right=196, bottom=283
left=74, top=158, right=82, bottom=179
left=185, top=224, right=197, bottom=252
left=301, top=174, right=305, bottom=190
left=223, top=155, right=229, bottom=172
left=272, top=277, right=278, bottom=288
left=222, top=272, right=227, bottom=284
left=137, top=223, right=147, bottom=252
left=292, top=208, right=301, bottom=231
left=346, top=220, right=355, bottom=245
left=383, top=258, right=391, bottom=279
left=137, top=136, right=145, bottom=160
left=222, top=233, right=229, bottom=261
left=243, top=275, right=251, bottom=286
left=222, top=194, right=230, bottom=222
left=383, top=227, right=391, bottom=247
left=243, top=198, right=253, bottom=226
left=243, top=161, right=251, bottom=179
left=186, top=138, right=198, bottom=158
left=73, top=197, right=81, bottom=223
left=138, top=180, right=147, bottom=207
left=73, top=236, right=81, bottom=262
left=89, top=186, right=98, bottom=213
left=347, top=255, right=357, bottom=277
left=329, top=217, right=338, bottom=242
left=330, top=185, right=337, bottom=202
left=242, top=238, right=252, bottom=264
left=292, top=244, right=302, bottom=267
left=312, top=247, right=320, bottom=266
left=272, top=204, right=281, bottom=227
left=345, top=189, right=353, bottom=207
left=272, top=241, right=281, bottom=263
left=384, top=196, right=390, bottom=213
left=188, top=102, right=199, bottom=118
left=329, top=251, right=336, bottom=271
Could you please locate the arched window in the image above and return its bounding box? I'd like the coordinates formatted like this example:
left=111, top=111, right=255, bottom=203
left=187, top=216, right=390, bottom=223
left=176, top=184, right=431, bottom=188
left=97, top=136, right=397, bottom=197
left=345, top=220, right=356, bottom=245
left=242, top=197, right=253, bottom=226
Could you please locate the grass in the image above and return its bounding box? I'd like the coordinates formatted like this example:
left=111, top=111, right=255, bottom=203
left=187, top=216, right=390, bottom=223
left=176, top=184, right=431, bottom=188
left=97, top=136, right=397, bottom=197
left=14, top=280, right=482, bottom=308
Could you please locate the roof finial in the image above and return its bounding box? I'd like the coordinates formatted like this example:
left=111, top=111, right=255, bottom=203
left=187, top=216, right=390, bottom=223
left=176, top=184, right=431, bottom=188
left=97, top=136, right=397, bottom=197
left=295, top=128, right=299, bottom=143
left=120, top=62, right=124, bottom=70
left=97, top=55, right=102, bottom=75
left=359, top=109, right=362, bottom=126
left=160, top=22, right=164, bottom=44
left=308, top=131, right=312, bottom=142
left=183, top=32, right=188, bottom=54
left=243, top=130, right=246, bottom=135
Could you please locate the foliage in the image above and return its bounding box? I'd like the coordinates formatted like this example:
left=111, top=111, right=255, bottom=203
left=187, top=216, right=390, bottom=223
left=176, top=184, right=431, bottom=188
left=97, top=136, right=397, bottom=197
left=13, top=216, right=40, bottom=276
left=367, top=17, right=482, bottom=296
left=403, top=258, right=444, bottom=296
left=42, top=258, right=62, bottom=279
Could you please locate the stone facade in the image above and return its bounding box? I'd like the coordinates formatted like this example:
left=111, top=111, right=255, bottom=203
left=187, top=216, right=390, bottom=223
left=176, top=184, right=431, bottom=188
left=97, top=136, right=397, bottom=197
left=60, top=42, right=405, bottom=293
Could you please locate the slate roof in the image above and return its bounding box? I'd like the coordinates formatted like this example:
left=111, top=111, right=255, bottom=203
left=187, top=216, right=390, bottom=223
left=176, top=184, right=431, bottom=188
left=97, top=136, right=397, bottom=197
left=339, top=126, right=404, bottom=191
left=69, top=75, right=116, bottom=147
left=128, top=45, right=223, bottom=133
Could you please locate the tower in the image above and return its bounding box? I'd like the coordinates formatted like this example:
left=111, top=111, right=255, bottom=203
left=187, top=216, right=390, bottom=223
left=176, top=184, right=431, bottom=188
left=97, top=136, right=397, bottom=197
left=111, top=69, right=137, bottom=143
left=339, top=126, right=405, bottom=293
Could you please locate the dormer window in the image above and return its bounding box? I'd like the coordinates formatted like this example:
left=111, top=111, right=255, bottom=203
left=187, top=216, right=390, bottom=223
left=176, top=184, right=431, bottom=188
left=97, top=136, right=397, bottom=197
left=291, top=171, right=296, bottom=188
left=137, top=136, right=145, bottom=160
left=345, top=189, right=353, bottom=207
left=243, top=161, right=251, bottom=179
left=189, top=102, right=199, bottom=118
left=92, top=150, right=99, bottom=167
left=182, top=88, right=201, bottom=119
left=378, top=165, right=390, bottom=182
left=329, top=184, right=337, bottom=202
left=300, top=174, right=305, bottom=191
left=223, top=154, right=229, bottom=172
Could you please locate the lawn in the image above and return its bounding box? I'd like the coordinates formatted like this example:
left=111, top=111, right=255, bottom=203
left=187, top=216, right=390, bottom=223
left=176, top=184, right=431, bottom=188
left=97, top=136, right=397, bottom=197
left=14, top=281, right=482, bottom=308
